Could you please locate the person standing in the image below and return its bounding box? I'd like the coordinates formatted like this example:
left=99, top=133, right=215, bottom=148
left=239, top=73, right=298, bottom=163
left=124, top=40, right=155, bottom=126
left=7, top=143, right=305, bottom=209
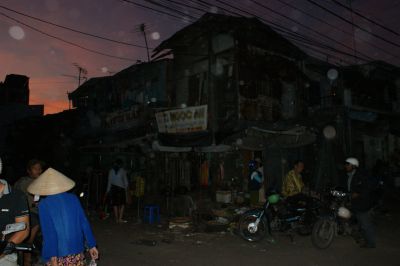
left=255, top=158, right=266, bottom=202
left=343, top=157, right=376, bottom=248
left=106, top=159, right=129, bottom=223
left=27, top=168, right=99, bottom=265
left=14, top=159, right=43, bottom=266
left=248, top=160, right=263, bottom=205
left=0, top=157, right=30, bottom=266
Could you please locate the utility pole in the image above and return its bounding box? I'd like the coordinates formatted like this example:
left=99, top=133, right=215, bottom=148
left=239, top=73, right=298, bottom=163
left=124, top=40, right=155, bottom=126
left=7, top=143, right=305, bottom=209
left=208, top=31, right=216, bottom=145
left=347, top=0, right=358, bottom=64
left=63, top=64, right=88, bottom=87
left=139, top=23, right=150, bottom=62
left=347, top=0, right=355, bottom=153
left=73, top=63, right=88, bottom=86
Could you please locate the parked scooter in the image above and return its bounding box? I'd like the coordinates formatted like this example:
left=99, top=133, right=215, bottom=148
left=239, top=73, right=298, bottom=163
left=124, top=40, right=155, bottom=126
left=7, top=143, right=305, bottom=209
left=311, top=189, right=355, bottom=249
left=239, top=192, right=320, bottom=242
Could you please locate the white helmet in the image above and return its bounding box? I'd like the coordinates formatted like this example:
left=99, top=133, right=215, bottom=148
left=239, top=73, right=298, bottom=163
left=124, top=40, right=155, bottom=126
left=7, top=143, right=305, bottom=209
left=338, top=206, right=351, bottom=219
left=345, top=157, right=359, bottom=167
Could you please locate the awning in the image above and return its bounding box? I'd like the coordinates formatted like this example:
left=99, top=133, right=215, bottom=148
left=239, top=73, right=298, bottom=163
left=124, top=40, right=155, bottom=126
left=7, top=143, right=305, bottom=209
left=151, top=141, right=192, bottom=152
left=235, top=136, right=266, bottom=151
left=245, top=126, right=316, bottom=149
left=194, top=144, right=232, bottom=153
left=79, top=134, right=156, bottom=153
left=158, top=131, right=213, bottom=147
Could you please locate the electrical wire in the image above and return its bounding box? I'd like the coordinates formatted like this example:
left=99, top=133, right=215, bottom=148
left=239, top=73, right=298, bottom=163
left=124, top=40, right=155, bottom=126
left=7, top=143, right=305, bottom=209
left=161, top=0, right=344, bottom=64
left=3, top=0, right=394, bottom=66
left=4, top=0, right=391, bottom=66
left=120, top=0, right=195, bottom=22
left=274, top=0, right=400, bottom=62
left=304, top=0, right=400, bottom=49
left=0, top=5, right=149, bottom=49
left=249, top=0, right=373, bottom=61
left=0, top=11, right=136, bottom=62
left=159, top=0, right=206, bottom=16
left=197, top=0, right=373, bottom=63
left=144, top=0, right=198, bottom=21
left=209, top=0, right=397, bottom=64
left=330, top=0, right=400, bottom=37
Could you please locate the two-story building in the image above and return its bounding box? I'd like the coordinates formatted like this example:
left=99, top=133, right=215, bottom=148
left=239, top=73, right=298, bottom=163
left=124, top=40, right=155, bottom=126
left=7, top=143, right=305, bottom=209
left=152, top=13, right=320, bottom=197
left=67, top=59, right=173, bottom=204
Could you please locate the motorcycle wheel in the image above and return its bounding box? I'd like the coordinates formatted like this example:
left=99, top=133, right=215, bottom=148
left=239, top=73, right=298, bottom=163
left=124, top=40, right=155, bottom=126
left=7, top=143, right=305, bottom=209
left=297, top=224, right=313, bottom=236
left=311, top=217, right=336, bottom=249
left=297, top=211, right=318, bottom=236
left=239, top=214, right=267, bottom=242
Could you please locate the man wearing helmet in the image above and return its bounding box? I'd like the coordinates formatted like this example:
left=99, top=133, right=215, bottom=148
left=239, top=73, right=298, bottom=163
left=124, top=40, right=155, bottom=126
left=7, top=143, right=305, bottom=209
left=344, top=157, right=376, bottom=248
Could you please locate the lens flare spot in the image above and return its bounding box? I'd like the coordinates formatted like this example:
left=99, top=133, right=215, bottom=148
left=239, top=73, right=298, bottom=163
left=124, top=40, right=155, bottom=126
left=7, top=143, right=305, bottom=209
left=9, top=26, right=25, bottom=40
left=151, top=32, right=160, bottom=40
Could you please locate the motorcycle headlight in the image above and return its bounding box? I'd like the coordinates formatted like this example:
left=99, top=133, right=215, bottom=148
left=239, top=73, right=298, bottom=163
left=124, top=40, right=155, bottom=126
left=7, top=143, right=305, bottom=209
left=338, top=207, right=351, bottom=219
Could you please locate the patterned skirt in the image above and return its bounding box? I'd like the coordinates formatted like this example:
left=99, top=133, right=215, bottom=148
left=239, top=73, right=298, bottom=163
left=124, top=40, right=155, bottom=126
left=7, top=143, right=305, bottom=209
left=45, top=253, right=86, bottom=266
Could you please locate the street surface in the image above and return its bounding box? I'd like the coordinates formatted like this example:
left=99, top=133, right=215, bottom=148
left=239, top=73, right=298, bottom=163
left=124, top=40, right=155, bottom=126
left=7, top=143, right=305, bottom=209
left=90, top=203, right=400, bottom=266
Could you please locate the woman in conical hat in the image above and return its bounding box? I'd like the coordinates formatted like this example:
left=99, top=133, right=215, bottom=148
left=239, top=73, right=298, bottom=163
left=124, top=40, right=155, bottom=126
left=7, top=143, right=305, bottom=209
left=28, top=168, right=99, bottom=266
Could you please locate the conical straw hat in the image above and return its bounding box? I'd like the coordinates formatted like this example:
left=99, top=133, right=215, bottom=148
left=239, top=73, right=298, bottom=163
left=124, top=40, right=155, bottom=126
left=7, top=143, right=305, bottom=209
left=27, top=168, right=75, bottom=196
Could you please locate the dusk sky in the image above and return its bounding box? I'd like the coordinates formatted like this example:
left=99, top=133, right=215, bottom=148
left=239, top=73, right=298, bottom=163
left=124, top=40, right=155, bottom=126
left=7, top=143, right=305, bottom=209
left=1, top=0, right=399, bottom=114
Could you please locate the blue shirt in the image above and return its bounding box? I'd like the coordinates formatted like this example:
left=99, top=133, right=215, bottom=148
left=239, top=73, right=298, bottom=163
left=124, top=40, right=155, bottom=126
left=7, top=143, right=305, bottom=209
left=38, top=192, right=96, bottom=262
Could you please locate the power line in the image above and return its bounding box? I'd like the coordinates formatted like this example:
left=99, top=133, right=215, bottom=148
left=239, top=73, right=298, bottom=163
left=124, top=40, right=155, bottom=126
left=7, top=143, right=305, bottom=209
left=120, top=0, right=194, bottom=22
left=275, top=0, right=400, bottom=62
left=347, top=0, right=358, bottom=63
left=163, top=0, right=207, bottom=14
left=124, top=0, right=395, bottom=65
left=141, top=0, right=357, bottom=64
left=144, top=0, right=197, bottom=21
left=249, top=0, right=373, bottom=61
left=234, top=0, right=397, bottom=63
left=192, top=0, right=213, bottom=10
left=287, top=34, right=361, bottom=65
left=0, top=5, right=150, bottom=49
left=199, top=0, right=372, bottom=63
left=193, top=0, right=306, bottom=41
left=182, top=1, right=355, bottom=65
left=279, top=33, right=371, bottom=65
left=330, top=0, right=400, bottom=37
left=304, top=0, right=400, bottom=49
left=0, top=12, right=136, bottom=62
left=162, top=0, right=327, bottom=61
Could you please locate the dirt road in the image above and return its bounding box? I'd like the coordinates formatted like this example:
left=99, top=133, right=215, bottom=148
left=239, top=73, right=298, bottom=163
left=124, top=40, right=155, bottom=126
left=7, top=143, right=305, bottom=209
left=90, top=207, right=399, bottom=266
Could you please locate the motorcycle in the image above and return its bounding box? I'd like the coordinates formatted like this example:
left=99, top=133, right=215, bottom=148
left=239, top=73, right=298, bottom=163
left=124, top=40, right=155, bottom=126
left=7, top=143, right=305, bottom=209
left=1, top=222, right=34, bottom=264
left=311, top=189, right=355, bottom=249
left=239, top=193, right=320, bottom=242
